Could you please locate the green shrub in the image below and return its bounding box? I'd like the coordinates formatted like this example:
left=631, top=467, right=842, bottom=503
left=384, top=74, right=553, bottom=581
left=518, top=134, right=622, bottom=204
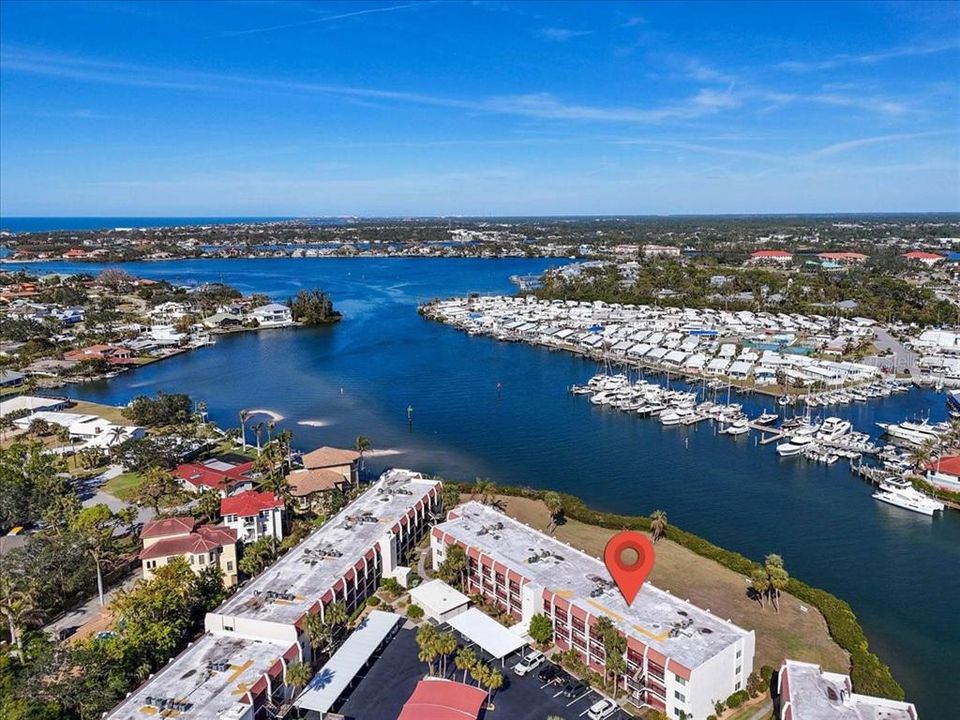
left=726, top=689, right=749, bottom=708
left=407, top=603, right=424, bottom=620
left=367, top=596, right=381, bottom=607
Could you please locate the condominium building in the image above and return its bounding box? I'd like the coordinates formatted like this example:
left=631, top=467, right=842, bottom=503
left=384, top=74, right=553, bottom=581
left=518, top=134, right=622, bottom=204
left=432, top=502, right=755, bottom=720
left=139, top=517, right=239, bottom=588
left=777, top=660, right=918, bottom=720
left=108, top=469, right=442, bottom=720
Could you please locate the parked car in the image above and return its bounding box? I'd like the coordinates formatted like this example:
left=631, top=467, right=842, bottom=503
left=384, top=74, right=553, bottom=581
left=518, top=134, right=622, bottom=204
left=537, top=663, right=560, bottom=683
left=562, top=679, right=587, bottom=698
left=513, top=650, right=546, bottom=676
left=586, top=697, right=618, bottom=719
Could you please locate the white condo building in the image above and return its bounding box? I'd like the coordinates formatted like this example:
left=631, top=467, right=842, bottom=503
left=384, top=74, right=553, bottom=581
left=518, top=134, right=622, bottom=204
left=432, top=502, right=755, bottom=720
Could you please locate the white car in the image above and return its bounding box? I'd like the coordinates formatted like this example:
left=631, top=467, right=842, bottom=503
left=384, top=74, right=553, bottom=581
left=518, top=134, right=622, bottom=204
left=512, top=650, right=545, bottom=676
left=586, top=697, right=618, bottom=720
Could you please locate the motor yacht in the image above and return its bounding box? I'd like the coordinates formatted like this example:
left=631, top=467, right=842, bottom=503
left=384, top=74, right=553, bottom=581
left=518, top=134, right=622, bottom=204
left=816, top=417, right=853, bottom=442
left=776, top=435, right=815, bottom=457
left=872, top=486, right=945, bottom=516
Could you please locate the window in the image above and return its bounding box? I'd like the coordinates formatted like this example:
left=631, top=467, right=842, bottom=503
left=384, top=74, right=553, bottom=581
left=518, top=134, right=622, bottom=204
left=736, top=649, right=742, bottom=659
left=736, top=665, right=742, bottom=675
left=735, top=681, right=742, bottom=691
left=674, top=691, right=685, bottom=702
left=675, top=675, right=687, bottom=686
left=227, top=561, right=234, bottom=572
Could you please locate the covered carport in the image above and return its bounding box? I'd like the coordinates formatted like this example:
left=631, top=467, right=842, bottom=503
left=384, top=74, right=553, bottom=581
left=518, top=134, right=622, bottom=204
left=446, top=607, right=528, bottom=667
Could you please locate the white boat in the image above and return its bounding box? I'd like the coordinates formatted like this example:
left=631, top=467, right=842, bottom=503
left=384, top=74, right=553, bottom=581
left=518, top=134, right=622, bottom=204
left=776, top=435, right=815, bottom=457
left=877, top=420, right=945, bottom=446
left=659, top=409, right=680, bottom=426
left=721, top=418, right=750, bottom=436
left=756, top=412, right=779, bottom=425
left=872, top=486, right=945, bottom=516
left=777, top=394, right=794, bottom=406
left=816, top=417, right=853, bottom=442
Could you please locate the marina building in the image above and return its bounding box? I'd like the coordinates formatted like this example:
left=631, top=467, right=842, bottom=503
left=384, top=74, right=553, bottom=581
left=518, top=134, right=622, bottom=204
left=777, top=659, right=918, bottom=719
left=432, top=502, right=755, bottom=719
left=108, top=469, right=441, bottom=720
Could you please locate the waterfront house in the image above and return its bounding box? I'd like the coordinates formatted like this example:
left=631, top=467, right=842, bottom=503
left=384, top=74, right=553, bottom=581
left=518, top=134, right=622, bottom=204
left=175, top=457, right=257, bottom=497
left=777, top=659, right=918, bottom=719
left=251, top=303, right=294, bottom=327
left=63, top=343, right=135, bottom=364
left=139, top=516, right=239, bottom=588
left=0, top=369, right=25, bottom=388
left=220, top=490, right=285, bottom=544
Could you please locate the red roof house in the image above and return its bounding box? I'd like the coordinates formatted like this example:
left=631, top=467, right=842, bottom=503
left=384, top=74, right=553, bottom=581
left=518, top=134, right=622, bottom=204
left=63, top=344, right=135, bottom=364
left=220, top=490, right=283, bottom=517
left=175, top=457, right=256, bottom=496
left=396, top=680, right=487, bottom=720
left=139, top=516, right=238, bottom=587
left=927, top=456, right=960, bottom=478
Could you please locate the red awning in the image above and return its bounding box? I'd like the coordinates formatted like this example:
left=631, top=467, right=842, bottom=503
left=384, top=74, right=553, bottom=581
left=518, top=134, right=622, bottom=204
left=396, top=679, right=487, bottom=720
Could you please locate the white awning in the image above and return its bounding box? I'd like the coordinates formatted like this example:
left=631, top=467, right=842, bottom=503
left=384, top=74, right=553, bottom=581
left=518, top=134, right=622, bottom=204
left=295, top=610, right=403, bottom=714
left=447, top=608, right=527, bottom=660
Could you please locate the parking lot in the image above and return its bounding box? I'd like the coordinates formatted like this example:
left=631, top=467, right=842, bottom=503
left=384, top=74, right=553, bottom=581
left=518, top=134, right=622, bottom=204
left=336, top=625, right=630, bottom=720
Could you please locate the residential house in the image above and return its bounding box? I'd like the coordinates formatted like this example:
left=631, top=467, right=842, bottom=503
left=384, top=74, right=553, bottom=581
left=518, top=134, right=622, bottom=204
left=139, top=516, right=239, bottom=588
left=285, top=445, right=360, bottom=512
left=902, top=251, right=945, bottom=266
left=175, top=457, right=257, bottom=497
left=63, top=344, right=135, bottom=364
left=220, top=490, right=285, bottom=544
left=251, top=303, right=294, bottom=327
left=0, top=369, right=25, bottom=388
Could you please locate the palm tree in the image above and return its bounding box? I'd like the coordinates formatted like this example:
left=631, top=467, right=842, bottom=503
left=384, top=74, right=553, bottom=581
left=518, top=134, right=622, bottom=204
left=285, top=660, right=314, bottom=696
left=324, top=600, right=349, bottom=645
left=238, top=409, right=250, bottom=451
left=434, top=631, right=457, bottom=677
left=907, top=439, right=937, bottom=471
left=303, top=612, right=331, bottom=662
left=483, top=665, right=503, bottom=705
left=354, top=436, right=371, bottom=479
left=106, top=425, right=125, bottom=448
left=267, top=420, right=276, bottom=447
left=543, top=491, right=563, bottom=531
left=455, top=646, right=477, bottom=683
left=0, top=583, right=44, bottom=662
left=416, top=624, right=439, bottom=675
left=765, top=554, right=789, bottom=613
left=750, top=566, right=770, bottom=608
left=649, top=509, right=668, bottom=543
left=54, top=424, right=71, bottom=455
left=277, top=428, right=295, bottom=467
left=253, top=422, right=264, bottom=456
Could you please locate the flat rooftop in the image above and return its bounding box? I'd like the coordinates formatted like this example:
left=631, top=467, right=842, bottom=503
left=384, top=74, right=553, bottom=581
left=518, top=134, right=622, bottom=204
left=107, top=633, right=289, bottom=720
left=783, top=660, right=917, bottom=720
left=216, top=469, right=439, bottom=626
left=438, top=502, right=751, bottom=670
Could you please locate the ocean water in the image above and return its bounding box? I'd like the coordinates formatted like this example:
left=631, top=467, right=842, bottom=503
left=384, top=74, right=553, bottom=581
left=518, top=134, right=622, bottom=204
left=23, top=256, right=960, bottom=717
left=0, top=216, right=294, bottom=233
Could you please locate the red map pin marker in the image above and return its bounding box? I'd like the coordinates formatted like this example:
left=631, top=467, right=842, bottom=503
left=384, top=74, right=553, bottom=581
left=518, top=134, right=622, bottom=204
left=604, top=531, right=655, bottom=605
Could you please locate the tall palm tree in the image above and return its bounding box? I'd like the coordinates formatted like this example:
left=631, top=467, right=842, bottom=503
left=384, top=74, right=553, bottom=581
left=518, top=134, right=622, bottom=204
left=277, top=428, right=295, bottom=467
left=0, top=584, right=44, bottom=662
left=434, top=631, right=457, bottom=677
left=455, top=646, right=477, bottom=683
left=649, top=509, right=668, bottom=543
left=324, top=600, right=349, bottom=645
left=907, top=439, right=937, bottom=471
left=239, top=409, right=250, bottom=451
left=267, top=420, right=276, bottom=446
left=354, top=435, right=371, bottom=479
left=750, top=566, right=770, bottom=608
left=303, top=612, right=331, bottom=662
left=416, top=624, right=439, bottom=675
left=252, top=422, right=264, bottom=456
left=483, top=666, right=504, bottom=705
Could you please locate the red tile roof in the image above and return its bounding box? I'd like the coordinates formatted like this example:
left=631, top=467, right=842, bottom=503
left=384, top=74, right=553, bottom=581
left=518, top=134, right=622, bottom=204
left=903, top=251, right=944, bottom=261
left=928, top=456, right=960, bottom=477
left=175, top=459, right=255, bottom=491
left=751, top=250, right=793, bottom=258
left=140, top=525, right=237, bottom=560
left=141, top=516, right=196, bottom=539
left=220, top=490, right=284, bottom=517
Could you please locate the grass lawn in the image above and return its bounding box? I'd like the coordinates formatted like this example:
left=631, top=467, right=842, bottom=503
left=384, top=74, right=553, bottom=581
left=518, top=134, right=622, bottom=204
left=104, top=470, right=145, bottom=502
left=66, top=399, right=130, bottom=425
left=490, top=494, right=849, bottom=676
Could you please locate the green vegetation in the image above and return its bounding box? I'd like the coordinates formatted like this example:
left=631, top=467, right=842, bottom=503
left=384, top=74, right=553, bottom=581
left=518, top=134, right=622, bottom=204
left=528, top=612, right=553, bottom=646
left=536, top=258, right=957, bottom=326
left=101, top=470, right=144, bottom=501
left=122, top=391, right=193, bottom=427
left=287, top=288, right=342, bottom=325
left=447, top=479, right=903, bottom=700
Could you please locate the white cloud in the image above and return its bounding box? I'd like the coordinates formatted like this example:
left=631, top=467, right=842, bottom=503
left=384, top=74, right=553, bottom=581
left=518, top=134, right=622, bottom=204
left=778, top=39, right=960, bottom=72
left=539, top=27, right=592, bottom=41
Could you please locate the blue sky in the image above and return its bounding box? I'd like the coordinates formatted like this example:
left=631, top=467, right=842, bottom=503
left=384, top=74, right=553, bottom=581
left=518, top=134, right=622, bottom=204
left=1, top=0, right=958, bottom=216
